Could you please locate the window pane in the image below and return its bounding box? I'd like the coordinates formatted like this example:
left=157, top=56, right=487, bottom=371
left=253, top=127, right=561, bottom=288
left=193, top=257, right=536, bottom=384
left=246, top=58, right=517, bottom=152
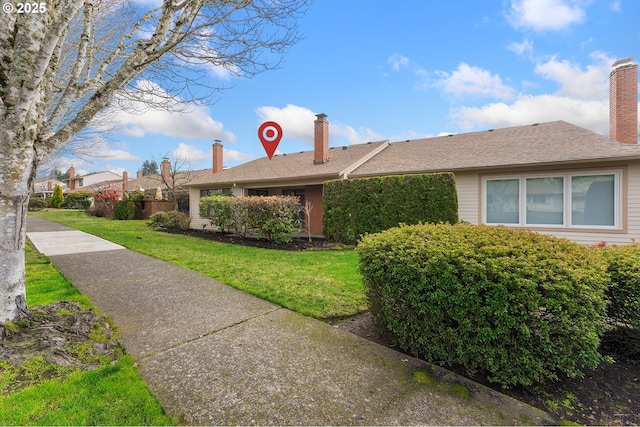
left=571, top=175, right=615, bottom=226
left=486, top=179, right=519, bottom=224
left=526, top=177, right=564, bottom=225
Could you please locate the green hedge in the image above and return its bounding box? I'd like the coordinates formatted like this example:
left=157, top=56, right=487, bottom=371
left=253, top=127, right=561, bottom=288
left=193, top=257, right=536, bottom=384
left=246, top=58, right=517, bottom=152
left=357, top=223, right=609, bottom=388
left=148, top=210, right=191, bottom=231
left=600, top=244, right=640, bottom=330
left=199, top=195, right=301, bottom=244
left=62, top=190, right=93, bottom=209
left=113, top=199, right=135, bottom=220
left=323, top=173, right=458, bottom=244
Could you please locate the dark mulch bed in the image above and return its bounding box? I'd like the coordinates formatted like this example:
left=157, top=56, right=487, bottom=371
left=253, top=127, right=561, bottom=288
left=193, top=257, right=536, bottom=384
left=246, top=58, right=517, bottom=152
left=160, top=228, right=344, bottom=251
left=162, top=228, right=640, bottom=425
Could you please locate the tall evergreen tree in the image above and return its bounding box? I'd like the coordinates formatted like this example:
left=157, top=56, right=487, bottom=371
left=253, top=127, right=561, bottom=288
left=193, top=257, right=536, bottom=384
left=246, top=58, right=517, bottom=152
left=140, top=160, right=159, bottom=176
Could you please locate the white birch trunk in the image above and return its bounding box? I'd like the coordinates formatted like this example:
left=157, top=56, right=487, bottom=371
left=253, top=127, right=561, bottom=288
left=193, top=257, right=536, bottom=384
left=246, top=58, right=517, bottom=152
left=0, top=138, right=36, bottom=323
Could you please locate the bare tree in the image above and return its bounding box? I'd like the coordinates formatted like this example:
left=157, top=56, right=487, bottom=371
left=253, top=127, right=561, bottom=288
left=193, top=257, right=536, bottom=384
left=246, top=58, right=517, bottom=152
left=153, top=155, right=192, bottom=209
left=302, top=200, right=314, bottom=242
left=0, top=0, right=308, bottom=323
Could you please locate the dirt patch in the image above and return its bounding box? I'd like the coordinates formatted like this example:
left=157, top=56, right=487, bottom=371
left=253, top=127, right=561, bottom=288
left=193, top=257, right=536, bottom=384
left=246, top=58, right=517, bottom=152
left=0, top=301, right=121, bottom=393
left=333, top=312, right=640, bottom=426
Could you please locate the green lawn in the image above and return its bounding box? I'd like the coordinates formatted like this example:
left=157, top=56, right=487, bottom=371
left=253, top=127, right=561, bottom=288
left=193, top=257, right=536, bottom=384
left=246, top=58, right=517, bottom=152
left=0, top=242, right=174, bottom=426
left=30, top=209, right=367, bottom=319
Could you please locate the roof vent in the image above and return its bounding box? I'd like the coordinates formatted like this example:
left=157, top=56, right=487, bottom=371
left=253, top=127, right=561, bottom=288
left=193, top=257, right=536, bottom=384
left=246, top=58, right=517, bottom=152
left=488, top=129, right=494, bottom=132
left=448, top=134, right=453, bottom=137
left=342, top=146, right=348, bottom=150
left=532, top=123, right=539, bottom=126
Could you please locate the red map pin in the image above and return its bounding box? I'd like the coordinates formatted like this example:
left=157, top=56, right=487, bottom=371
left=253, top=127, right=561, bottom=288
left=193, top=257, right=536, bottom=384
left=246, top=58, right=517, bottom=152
left=258, top=121, right=283, bottom=160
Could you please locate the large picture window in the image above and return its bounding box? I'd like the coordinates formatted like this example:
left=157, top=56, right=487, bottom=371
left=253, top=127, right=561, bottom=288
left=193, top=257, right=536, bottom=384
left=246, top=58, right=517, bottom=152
left=484, top=171, right=619, bottom=229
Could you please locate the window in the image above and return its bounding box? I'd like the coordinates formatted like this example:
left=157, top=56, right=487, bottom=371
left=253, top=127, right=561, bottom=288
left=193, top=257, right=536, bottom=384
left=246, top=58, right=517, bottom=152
left=571, top=174, right=615, bottom=226
left=200, top=188, right=230, bottom=197
left=526, top=177, right=563, bottom=225
left=486, top=179, right=519, bottom=224
left=484, top=171, right=619, bottom=229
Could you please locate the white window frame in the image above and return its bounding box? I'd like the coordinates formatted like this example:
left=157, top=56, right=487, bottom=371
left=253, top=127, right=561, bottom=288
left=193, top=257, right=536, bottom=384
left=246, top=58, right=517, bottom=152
left=482, top=170, right=621, bottom=230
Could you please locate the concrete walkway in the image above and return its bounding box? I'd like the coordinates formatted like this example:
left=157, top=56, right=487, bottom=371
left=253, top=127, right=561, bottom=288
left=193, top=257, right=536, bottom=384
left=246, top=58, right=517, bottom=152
left=26, top=216, right=555, bottom=425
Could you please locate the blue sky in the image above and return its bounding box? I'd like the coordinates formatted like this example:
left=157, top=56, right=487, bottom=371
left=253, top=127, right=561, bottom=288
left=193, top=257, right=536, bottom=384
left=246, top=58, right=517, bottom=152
left=54, top=0, right=640, bottom=177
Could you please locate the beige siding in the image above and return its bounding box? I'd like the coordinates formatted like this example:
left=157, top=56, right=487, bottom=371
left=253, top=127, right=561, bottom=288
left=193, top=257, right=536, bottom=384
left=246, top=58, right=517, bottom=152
left=453, top=171, right=480, bottom=224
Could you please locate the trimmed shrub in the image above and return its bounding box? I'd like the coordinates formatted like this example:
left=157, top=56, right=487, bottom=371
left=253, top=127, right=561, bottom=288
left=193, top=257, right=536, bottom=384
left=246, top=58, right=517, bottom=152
left=113, top=199, right=135, bottom=220
left=62, top=190, right=92, bottom=209
left=200, top=194, right=233, bottom=232
left=599, top=244, right=640, bottom=329
left=148, top=211, right=191, bottom=230
left=28, top=197, right=48, bottom=211
left=50, top=184, right=64, bottom=208
left=199, top=195, right=301, bottom=243
left=357, top=223, right=609, bottom=388
left=323, top=173, right=458, bottom=244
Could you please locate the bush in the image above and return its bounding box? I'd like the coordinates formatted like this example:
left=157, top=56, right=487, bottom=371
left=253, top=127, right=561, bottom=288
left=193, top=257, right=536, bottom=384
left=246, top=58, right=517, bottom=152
left=357, top=223, right=609, bottom=388
left=148, top=211, right=191, bottom=230
left=599, top=244, right=640, bottom=330
left=62, top=190, right=92, bottom=209
left=323, top=173, right=458, bottom=244
left=199, top=194, right=233, bottom=232
left=28, top=197, right=48, bottom=211
left=50, top=184, right=64, bottom=208
left=113, top=199, right=135, bottom=220
left=199, top=195, right=301, bottom=243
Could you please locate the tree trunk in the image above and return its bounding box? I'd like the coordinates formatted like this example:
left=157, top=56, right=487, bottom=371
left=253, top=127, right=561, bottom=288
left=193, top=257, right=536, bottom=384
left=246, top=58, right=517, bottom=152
left=0, top=142, right=36, bottom=324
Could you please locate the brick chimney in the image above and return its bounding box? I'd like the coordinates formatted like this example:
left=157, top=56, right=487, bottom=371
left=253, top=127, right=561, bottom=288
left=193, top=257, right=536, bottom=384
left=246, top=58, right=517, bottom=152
left=314, top=113, right=329, bottom=164
left=610, top=58, right=638, bottom=144
left=212, top=142, right=223, bottom=173
left=69, top=166, right=76, bottom=190
left=161, top=158, right=170, bottom=181
left=137, top=170, right=142, bottom=179
left=122, top=171, right=128, bottom=193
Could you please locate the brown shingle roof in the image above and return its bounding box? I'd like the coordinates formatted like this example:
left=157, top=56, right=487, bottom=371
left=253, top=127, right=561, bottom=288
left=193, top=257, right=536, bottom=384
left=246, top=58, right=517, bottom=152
left=350, top=121, right=640, bottom=177
left=185, top=121, right=640, bottom=188
left=187, top=141, right=388, bottom=187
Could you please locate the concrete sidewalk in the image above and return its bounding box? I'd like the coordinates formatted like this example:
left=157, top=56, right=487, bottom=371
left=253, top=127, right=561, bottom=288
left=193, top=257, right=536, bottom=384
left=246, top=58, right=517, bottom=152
left=26, top=216, right=554, bottom=425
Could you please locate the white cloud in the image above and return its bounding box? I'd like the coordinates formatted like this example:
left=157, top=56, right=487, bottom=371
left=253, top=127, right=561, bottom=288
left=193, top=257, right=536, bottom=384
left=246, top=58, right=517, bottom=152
left=224, top=148, right=257, bottom=164
left=449, top=55, right=616, bottom=136
left=94, top=79, right=237, bottom=143
left=507, top=0, right=586, bottom=31
left=610, top=0, right=621, bottom=12
left=534, top=53, right=612, bottom=100
left=507, top=38, right=534, bottom=57
left=452, top=95, right=608, bottom=134
left=256, top=104, right=317, bottom=142
left=170, top=143, right=209, bottom=162
left=255, top=104, right=381, bottom=146
left=388, top=54, right=410, bottom=71
left=436, top=63, right=516, bottom=101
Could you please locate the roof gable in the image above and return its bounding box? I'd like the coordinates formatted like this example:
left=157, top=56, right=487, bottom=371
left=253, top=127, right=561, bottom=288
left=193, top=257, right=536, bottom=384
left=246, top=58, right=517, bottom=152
left=187, top=141, right=388, bottom=187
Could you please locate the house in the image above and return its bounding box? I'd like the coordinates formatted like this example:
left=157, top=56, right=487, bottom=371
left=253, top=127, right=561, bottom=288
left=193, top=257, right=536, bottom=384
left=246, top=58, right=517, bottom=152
left=186, top=60, right=640, bottom=245
left=32, top=177, right=67, bottom=199
left=122, top=157, right=204, bottom=214
left=67, top=167, right=122, bottom=191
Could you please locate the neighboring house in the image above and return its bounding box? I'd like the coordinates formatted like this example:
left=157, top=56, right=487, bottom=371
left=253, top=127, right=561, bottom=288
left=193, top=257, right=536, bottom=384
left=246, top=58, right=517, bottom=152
left=67, top=167, right=122, bottom=191
left=186, top=60, right=640, bottom=245
left=32, top=177, right=67, bottom=199
left=123, top=158, right=202, bottom=213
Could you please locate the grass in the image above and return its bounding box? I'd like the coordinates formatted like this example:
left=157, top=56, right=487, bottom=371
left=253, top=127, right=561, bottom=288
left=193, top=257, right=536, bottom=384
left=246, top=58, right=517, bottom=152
left=30, top=209, right=367, bottom=319
left=0, top=240, right=174, bottom=426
